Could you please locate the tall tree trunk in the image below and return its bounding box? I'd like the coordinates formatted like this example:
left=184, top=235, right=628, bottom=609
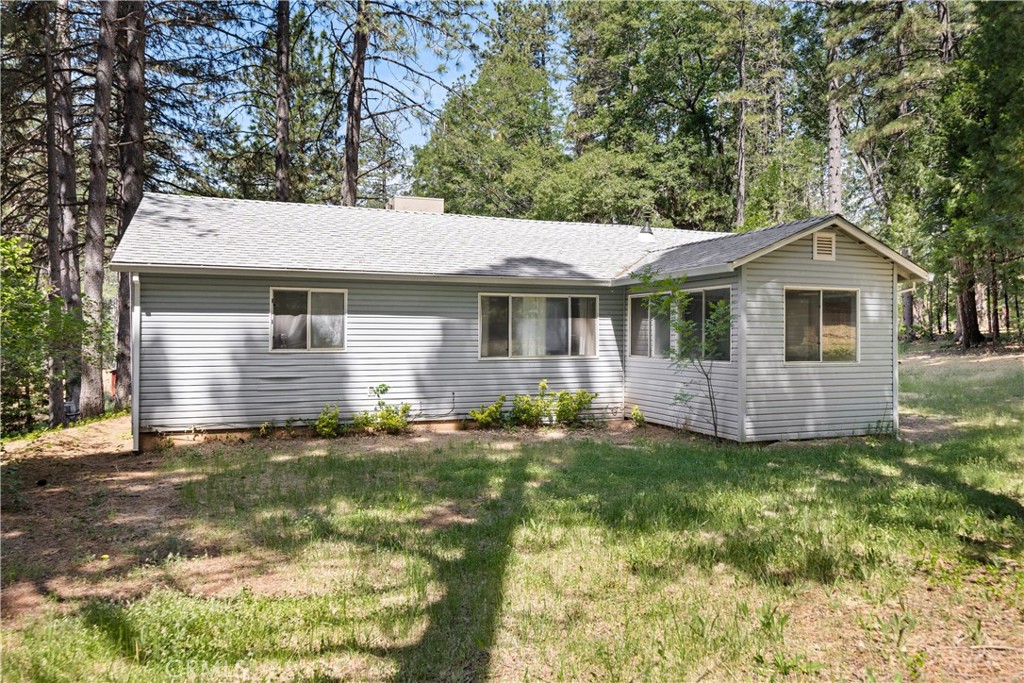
left=937, top=0, right=953, bottom=65
left=275, top=0, right=291, bottom=202
left=734, top=4, right=747, bottom=230
left=55, top=0, right=80, bottom=313
left=826, top=43, right=842, bottom=214
left=989, top=270, right=999, bottom=340
left=1003, top=273, right=1012, bottom=335
left=43, top=6, right=66, bottom=428
left=900, top=248, right=915, bottom=339
left=342, top=0, right=369, bottom=206
left=81, top=0, right=118, bottom=419
left=954, top=258, right=983, bottom=350
left=114, top=0, right=145, bottom=409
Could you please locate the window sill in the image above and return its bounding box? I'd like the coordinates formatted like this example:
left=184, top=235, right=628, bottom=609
left=479, top=355, right=599, bottom=361
left=269, top=348, right=348, bottom=354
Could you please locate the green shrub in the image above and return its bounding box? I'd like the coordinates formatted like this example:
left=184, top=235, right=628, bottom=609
left=510, top=380, right=552, bottom=427
left=352, top=384, right=412, bottom=434
left=313, top=404, right=343, bottom=438
left=373, top=403, right=412, bottom=434
left=469, top=395, right=506, bottom=428
left=630, top=405, right=646, bottom=428
left=554, top=389, right=598, bottom=426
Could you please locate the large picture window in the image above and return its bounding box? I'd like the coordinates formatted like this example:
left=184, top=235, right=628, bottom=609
left=785, top=288, right=858, bottom=362
left=480, top=294, right=597, bottom=358
left=629, top=288, right=731, bottom=361
left=271, top=288, right=346, bottom=351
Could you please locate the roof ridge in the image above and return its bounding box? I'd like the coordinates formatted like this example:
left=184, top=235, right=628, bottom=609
left=142, top=192, right=720, bottom=236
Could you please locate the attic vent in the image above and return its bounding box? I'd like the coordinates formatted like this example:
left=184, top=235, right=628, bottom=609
left=813, top=232, right=836, bottom=261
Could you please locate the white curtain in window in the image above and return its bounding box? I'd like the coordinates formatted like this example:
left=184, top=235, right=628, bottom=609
left=310, top=292, right=345, bottom=349
left=571, top=297, right=597, bottom=356
left=512, top=297, right=545, bottom=356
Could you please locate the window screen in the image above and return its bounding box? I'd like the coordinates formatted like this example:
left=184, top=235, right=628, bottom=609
left=483, top=295, right=598, bottom=358
left=271, top=289, right=345, bottom=351
left=785, top=289, right=857, bottom=362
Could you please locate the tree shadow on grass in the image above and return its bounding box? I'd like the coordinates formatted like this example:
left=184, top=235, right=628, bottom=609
left=532, top=426, right=1023, bottom=586
left=125, top=443, right=534, bottom=682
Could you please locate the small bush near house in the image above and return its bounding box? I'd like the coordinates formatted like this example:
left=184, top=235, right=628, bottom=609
left=469, top=395, right=506, bottom=428
left=553, top=389, right=597, bottom=426
left=510, top=380, right=552, bottom=427
left=313, top=404, right=343, bottom=438
left=631, top=405, right=646, bottom=428
left=352, top=384, right=412, bottom=434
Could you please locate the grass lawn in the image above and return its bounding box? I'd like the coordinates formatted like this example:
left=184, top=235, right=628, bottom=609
left=1, top=347, right=1021, bottom=681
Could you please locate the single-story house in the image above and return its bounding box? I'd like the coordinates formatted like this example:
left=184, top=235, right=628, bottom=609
left=110, top=193, right=930, bottom=451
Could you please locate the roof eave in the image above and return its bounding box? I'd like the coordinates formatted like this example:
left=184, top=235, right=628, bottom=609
left=612, top=263, right=736, bottom=286
left=107, top=261, right=615, bottom=287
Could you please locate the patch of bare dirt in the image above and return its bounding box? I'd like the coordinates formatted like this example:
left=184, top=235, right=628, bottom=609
left=899, top=413, right=963, bottom=444
left=1, top=417, right=231, bottom=625
left=783, top=570, right=1024, bottom=682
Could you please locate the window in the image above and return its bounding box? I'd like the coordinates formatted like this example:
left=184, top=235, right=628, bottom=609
left=630, top=288, right=731, bottom=361
left=629, top=295, right=670, bottom=358
left=271, top=288, right=346, bottom=351
left=677, top=289, right=731, bottom=361
left=480, top=295, right=597, bottom=358
left=785, top=289, right=857, bottom=362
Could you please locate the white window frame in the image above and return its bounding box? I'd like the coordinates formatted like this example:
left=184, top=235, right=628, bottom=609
left=269, top=287, right=348, bottom=353
left=627, top=286, right=733, bottom=362
left=477, top=293, right=600, bottom=360
left=627, top=292, right=672, bottom=359
left=782, top=286, right=860, bottom=364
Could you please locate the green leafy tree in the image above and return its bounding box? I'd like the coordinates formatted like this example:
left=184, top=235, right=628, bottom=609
left=1, top=238, right=83, bottom=435
left=925, top=1, right=1024, bottom=346
left=200, top=6, right=346, bottom=203
left=413, top=0, right=564, bottom=217
left=631, top=269, right=733, bottom=441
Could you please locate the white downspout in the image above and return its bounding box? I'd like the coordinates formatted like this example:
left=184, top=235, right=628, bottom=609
left=131, top=273, right=141, bottom=452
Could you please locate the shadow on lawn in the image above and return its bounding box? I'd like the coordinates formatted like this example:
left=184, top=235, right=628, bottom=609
left=9, top=420, right=1020, bottom=681
left=535, top=423, right=1023, bottom=585
left=168, top=444, right=532, bottom=682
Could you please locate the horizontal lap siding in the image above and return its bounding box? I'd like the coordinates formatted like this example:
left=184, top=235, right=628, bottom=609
left=743, top=232, right=896, bottom=441
left=622, top=275, right=741, bottom=440
left=139, top=275, right=624, bottom=431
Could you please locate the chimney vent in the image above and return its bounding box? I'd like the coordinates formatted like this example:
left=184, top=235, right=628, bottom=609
left=387, top=196, right=444, bottom=213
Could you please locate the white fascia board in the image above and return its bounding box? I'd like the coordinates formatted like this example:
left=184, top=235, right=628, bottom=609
left=612, top=263, right=735, bottom=286
left=107, top=262, right=613, bottom=288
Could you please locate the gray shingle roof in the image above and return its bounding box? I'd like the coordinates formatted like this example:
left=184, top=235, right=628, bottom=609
left=634, top=215, right=838, bottom=277
left=110, top=193, right=725, bottom=281
left=112, top=195, right=863, bottom=282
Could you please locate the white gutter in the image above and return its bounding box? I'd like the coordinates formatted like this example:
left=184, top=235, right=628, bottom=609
left=612, top=263, right=735, bottom=286
left=107, top=262, right=613, bottom=288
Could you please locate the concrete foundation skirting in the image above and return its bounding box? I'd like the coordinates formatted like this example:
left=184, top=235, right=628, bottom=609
left=137, top=419, right=476, bottom=451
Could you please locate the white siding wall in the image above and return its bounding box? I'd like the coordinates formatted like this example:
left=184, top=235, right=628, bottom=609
left=742, top=232, right=897, bottom=440
left=138, top=275, right=624, bottom=431
left=622, top=275, right=742, bottom=440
